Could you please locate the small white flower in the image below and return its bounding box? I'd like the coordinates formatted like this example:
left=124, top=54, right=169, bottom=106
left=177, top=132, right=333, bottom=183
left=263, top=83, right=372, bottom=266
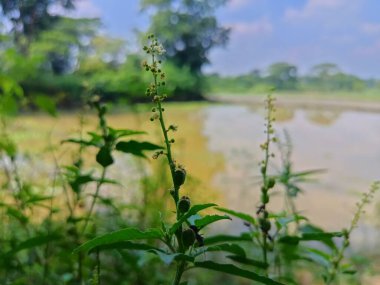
left=153, top=44, right=166, bottom=55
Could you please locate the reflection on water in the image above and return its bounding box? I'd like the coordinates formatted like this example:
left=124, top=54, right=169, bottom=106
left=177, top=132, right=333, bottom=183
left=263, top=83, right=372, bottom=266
left=201, top=104, right=380, bottom=249
left=12, top=103, right=380, bottom=249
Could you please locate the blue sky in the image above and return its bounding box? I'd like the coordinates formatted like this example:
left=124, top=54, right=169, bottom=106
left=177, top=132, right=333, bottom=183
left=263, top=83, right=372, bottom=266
left=74, top=0, right=380, bottom=78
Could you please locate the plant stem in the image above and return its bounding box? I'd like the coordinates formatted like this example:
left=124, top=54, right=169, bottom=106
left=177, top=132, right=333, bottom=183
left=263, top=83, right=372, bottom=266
left=81, top=167, right=107, bottom=235
left=326, top=181, right=379, bottom=284
left=172, top=261, right=186, bottom=285
left=149, top=47, right=186, bottom=284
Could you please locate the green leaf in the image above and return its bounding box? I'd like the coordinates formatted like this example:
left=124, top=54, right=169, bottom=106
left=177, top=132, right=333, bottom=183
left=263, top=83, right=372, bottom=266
left=290, top=169, right=326, bottom=178
left=69, top=174, right=95, bottom=193
left=96, top=146, right=114, bottom=167
left=194, top=214, right=231, bottom=229
left=0, top=137, right=17, bottom=158
left=302, top=248, right=330, bottom=267
left=115, top=140, right=163, bottom=158
left=88, top=241, right=162, bottom=254
left=34, top=95, right=57, bottom=117
left=6, top=234, right=61, bottom=256
left=301, top=232, right=343, bottom=240
left=73, top=228, right=163, bottom=254
left=24, top=195, right=53, bottom=205
left=227, top=255, right=269, bottom=269
left=274, top=215, right=308, bottom=230
left=62, top=138, right=98, bottom=147
left=216, top=207, right=256, bottom=226
left=108, top=127, right=146, bottom=139
left=169, top=203, right=216, bottom=234
left=278, top=236, right=300, bottom=245
left=194, top=261, right=285, bottom=285
left=0, top=94, right=18, bottom=116
left=148, top=250, right=194, bottom=265
left=299, top=224, right=341, bottom=249
left=204, top=233, right=252, bottom=246
left=6, top=207, right=28, bottom=224
left=196, top=243, right=246, bottom=257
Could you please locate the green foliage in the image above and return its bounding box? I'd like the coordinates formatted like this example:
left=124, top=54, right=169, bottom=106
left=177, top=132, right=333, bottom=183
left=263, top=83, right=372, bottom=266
left=142, top=0, right=229, bottom=99
left=1, top=27, right=379, bottom=285
left=205, top=62, right=379, bottom=95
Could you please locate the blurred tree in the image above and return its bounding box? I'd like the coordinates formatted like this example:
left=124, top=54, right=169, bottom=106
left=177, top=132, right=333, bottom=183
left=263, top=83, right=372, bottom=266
left=310, top=63, right=340, bottom=77
left=141, top=0, right=229, bottom=99
left=267, top=62, right=298, bottom=90
left=0, top=0, right=75, bottom=40
left=30, top=17, right=100, bottom=74
left=78, top=35, right=126, bottom=75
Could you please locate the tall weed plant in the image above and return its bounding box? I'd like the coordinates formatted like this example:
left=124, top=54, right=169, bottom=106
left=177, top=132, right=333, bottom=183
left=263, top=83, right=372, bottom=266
left=0, top=35, right=379, bottom=285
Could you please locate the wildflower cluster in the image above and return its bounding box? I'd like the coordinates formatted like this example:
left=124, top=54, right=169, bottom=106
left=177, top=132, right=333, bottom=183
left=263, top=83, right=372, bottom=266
left=257, top=94, right=277, bottom=267
left=326, top=181, right=380, bottom=284
left=143, top=35, right=167, bottom=104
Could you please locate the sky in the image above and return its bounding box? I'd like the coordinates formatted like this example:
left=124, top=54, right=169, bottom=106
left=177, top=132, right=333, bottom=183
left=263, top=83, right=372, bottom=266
left=71, top=0, right=380, bottom=78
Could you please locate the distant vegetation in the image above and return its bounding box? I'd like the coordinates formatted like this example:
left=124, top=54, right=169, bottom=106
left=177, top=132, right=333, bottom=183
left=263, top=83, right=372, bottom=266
left=205, top=62, right=380, bottom=95
left=1, top=0, right=379, bottom=110
left=0, top=0, right=228, bottom=107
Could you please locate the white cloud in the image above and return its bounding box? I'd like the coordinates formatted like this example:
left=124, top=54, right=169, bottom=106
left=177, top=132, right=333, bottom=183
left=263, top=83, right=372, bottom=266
left=285, top=0, right=347, bottom=21
left=49, top=0, right=101, bottom=18
left=229, top=19, right=273, bottom=36
left=361, top=23, right=380, bottom=35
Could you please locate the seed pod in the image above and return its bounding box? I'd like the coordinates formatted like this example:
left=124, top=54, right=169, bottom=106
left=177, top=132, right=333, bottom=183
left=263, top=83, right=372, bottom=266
left=261, top=193, right=269, bottom=204
left=259, top=218, right=271, bottom=232
left=178, top=196, right=191, bottom=213
left=267, top=178, right=276, bottom=189
left=182, top=228, right=196, bottom=248
left=174, top=166, right=186, bottom=187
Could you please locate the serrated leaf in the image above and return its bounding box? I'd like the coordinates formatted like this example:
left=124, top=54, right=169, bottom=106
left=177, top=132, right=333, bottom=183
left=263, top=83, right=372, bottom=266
left=88, top=241, right=162, bottom=254
left=69, top=174, right=95, bottom=193
left=278, top=235, right=300, bottom=245
left=62, top=138, right=97, bottom=147
left=194, top=215, right=231, bottom=229
left=196, top=243, right=246, bottom=257
left=115, top=140, right=163, bottom=158
left=204, top=233, right=252, bottom=246
left=73, top=228, right=162, bottom=254
left=24, top=195, right=53, bottom=205
left=169, top=203, right=217, bottom=234
left=302, top=248, right=331, bottom=267
left=227, top=255, right=269, bottom=269
left=301, top=232, right=343, bottom=240
left=6, top=234, right=61, bottom=256
left=194, top=261, right=285, bottom=285
left=148, top=250, right=194, bottom=265
left=216, top=207, right=256, bottom=226
left=108, top=127, right=146, bottom=139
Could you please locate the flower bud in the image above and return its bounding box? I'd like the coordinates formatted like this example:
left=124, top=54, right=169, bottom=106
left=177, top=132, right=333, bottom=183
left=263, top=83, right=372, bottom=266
left=174, top=166, right=186, bottom=187
left=259, top=218, right=271, bottom=232
left=267, top=178, right=276, bottom=189
left=178, top=196, right=191, bottom=213
left=182, top=228, right=196, bottom=248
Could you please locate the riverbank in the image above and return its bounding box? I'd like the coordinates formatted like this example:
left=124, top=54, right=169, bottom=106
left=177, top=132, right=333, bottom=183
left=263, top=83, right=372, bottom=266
left=207, top=93, right=380, bottom=113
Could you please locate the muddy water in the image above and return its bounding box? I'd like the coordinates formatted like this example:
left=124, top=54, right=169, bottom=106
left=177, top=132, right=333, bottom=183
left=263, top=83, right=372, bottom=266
left=11, top=103, right=380, bottom=250
left=200, top=104, right=380, bottom=250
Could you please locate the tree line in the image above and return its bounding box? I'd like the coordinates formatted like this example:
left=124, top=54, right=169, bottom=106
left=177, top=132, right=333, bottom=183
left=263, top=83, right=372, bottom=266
left=1, top=0, right=378, bottom=109
left=206, top=62, right=380, bottom=94
left=0, top=0, right=229, bottom=108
